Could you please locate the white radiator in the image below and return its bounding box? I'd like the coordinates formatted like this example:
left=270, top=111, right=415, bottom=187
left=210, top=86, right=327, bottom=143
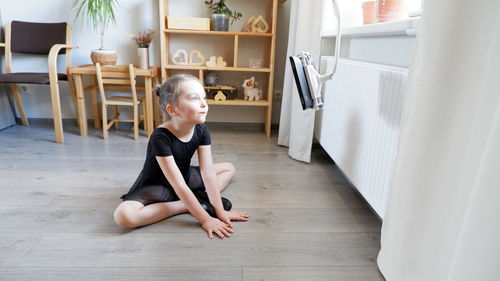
left=316, top=57, right=408, bottom=218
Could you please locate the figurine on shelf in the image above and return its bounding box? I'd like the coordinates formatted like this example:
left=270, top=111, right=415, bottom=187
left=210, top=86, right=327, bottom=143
left=204, top=72, right=219, bottom=86
left=242, top=15, right=269, bottom=33
left=214, top=91, right=227, bottom=101
left=242, top=76, right=262, bottom=101
left=249, top=57, right=263, bottom=69
left=206, top=56, right=227, bottom=68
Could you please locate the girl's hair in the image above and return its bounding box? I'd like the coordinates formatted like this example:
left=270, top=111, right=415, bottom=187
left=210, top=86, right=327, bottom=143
left=157, top=73, right=203, bottom=119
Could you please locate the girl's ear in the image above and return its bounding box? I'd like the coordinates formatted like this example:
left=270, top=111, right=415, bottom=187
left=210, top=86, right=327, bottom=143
left=166, top=104, right=177, bottom=117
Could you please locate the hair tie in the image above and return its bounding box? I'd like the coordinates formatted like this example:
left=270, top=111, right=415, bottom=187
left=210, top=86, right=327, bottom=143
left=154, top=86, right=161, bottom=97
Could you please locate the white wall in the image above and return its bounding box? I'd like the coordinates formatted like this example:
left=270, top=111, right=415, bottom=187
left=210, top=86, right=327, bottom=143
left=0, top=0, right=290, bottom=124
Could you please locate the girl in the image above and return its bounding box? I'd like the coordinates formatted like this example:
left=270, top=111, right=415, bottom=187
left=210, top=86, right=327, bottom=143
left=113, top=74, right=249, bottom=239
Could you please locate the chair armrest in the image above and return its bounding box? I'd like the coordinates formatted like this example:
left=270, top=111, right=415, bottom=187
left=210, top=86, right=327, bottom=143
left=48, top=44, right=79, bottom=83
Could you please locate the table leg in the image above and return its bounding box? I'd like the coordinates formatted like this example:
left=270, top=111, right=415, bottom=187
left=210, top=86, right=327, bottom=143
left=74, top=74, right=88, bottom=136
left=145, top=76, right=154, bottom=137
left=89, top=76, right=101, bottom=129
left=152, top=75, right=161, bottom=127
left=67, top=72, right=80, bottom=127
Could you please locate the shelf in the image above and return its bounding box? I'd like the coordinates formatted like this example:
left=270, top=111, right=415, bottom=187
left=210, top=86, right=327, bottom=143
left=207, top=99, right=269, bottom=106
left=164, top=64, right=271, bottom=72
left=164, top=29, right=273, bottom=37
left=159, top=0, right=279, bottom=136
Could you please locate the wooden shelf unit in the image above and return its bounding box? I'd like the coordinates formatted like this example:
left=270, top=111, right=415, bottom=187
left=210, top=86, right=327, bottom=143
left=207, top=99, right=269, bottom=106
left=164, top=29, right=273, bottom=37
left=159, top=0, right=279, bottom=136
left=164, top=64, right=271, bottom=72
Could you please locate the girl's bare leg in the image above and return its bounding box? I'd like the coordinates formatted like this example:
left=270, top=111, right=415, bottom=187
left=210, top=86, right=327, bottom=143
left=114, top=200, right=187, bottom=228
left=213, top=162, right=236, bottom=192
left=114, top=162, right=236, bottom=228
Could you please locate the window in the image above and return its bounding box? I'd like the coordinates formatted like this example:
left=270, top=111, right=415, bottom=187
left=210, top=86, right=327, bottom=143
left=322, top=0, right=423, bottom=33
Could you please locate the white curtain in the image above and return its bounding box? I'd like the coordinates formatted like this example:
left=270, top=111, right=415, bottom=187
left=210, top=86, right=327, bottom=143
left=378, top=0, right=500, bottom=280
left=278, top=0, right=323, bottom=163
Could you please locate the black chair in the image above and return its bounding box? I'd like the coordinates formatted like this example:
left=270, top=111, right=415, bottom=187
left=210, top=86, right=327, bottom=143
left=0, top=21, right=78, bottom=143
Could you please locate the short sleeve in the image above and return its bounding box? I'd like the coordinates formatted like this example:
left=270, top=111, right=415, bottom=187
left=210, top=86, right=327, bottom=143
left=150, top=132, right=173, bottom=156
left=199, top=124, right=211, bottom=146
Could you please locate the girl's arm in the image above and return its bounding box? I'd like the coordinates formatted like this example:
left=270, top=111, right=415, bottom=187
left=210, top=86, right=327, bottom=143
left=156, top=155, right=211, bottom=222
left=198, top=145, right=250, bottom=224
left=197, top=145, right=226, bottom=216
left=156, top=155, right=233, bottom=238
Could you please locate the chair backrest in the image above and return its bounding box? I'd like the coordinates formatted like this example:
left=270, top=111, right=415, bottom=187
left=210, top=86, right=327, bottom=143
left=4, top=21, right=72, bottom=74
left=10, top=21, right=67, bottom=55
left=95, top=63, right=138, bottom=104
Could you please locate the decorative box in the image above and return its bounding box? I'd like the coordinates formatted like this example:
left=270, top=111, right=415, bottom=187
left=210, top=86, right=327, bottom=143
left=205, top=85, right=238, bottom=100
left=167, top=17, right=210, bottom=31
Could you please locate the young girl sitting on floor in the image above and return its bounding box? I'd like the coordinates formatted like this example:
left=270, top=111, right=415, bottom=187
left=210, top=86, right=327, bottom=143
left=113, top=74, right=249, bottom=239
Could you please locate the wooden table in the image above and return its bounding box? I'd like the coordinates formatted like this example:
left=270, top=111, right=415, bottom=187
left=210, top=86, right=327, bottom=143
left=68, top=64, right=159, bottom=137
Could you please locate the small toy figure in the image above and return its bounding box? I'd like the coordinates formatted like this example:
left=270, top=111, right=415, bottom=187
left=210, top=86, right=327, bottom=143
left=204, top=72, right=218, bottom=86
left=242, top=76, right=262, bottom=101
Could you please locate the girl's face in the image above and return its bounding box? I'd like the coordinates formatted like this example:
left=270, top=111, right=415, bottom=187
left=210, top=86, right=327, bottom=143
left=172, top=80, right=208, bottom=124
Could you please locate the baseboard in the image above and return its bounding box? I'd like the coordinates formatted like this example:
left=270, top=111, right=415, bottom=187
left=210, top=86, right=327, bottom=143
left=206, top=122, right=279, bottom=132
left=15, top=118, right=280, bottom=132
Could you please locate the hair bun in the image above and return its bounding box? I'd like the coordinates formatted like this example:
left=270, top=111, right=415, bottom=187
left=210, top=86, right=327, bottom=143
left=154, top=86, right=161, bottom=96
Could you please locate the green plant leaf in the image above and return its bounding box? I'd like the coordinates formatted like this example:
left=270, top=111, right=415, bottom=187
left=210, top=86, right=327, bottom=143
left=72, top=0, right=120, bottom=32
left=204, top=0, right=242, bottom=22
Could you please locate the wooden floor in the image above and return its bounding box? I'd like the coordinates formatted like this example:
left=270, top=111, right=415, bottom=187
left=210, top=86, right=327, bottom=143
left=0, top=121, right=384, bottom=281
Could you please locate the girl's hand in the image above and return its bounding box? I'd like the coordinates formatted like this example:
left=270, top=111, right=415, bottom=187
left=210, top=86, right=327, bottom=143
left=216, top=209, right=233, bottom=227
left=201, top=217, right=234, bottom=239
left=224, top=210, right=250, bottom=222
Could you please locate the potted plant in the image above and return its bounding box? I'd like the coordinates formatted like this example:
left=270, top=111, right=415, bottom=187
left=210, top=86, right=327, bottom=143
left=132, top=29, right=154, bottom=70
left=375, top=0, right=415, bottom=22
left=204, top=0, right=242, bottom=31
left=72, top=0, right=120, bottom=65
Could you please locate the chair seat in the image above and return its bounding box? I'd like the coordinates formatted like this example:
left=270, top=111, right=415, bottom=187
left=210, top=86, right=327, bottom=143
left=0, top=72, right=68, bottom=84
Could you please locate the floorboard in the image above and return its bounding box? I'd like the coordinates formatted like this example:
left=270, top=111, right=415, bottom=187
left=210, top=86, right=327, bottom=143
left=0, top=121, right=384, bottom=281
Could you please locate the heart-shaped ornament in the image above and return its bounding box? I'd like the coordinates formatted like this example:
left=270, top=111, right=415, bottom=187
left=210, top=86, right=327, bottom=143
left=251, top=15, right=269, bottom=33
left=206, top=56, right=217, bottom=68
left=242, top=16, right=256, bottom=32
left=172, top=49, right=188, bottom=65
left=189, top=50, right=206, bottom=66
left=216, top=56, right=227, bottom=67
left=214, top=91, right=227, bottom=101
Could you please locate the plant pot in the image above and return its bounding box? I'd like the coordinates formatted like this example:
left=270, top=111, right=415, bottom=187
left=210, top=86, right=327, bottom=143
left=211, top=14, right=229, bottom=31
left=362, top=1, right=376, bottom=24
left=136, top=47, right=150, bottom=70
left=91, top=49, right=117, bottom=65
left=375, top=0, right=412, bottom=22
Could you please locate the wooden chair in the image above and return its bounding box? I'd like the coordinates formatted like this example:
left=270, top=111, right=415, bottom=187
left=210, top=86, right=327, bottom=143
left=95, top=63, right=145, bottom=140
left=0, top=21, right=78, bottom=143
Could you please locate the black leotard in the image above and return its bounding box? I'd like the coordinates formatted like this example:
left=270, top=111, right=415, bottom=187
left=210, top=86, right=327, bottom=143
left=120, top=124, right=211, bottom=205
